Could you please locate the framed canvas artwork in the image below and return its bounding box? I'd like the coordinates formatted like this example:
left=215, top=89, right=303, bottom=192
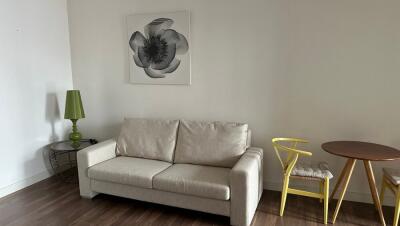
left=127, top=11, right=191, bottom=85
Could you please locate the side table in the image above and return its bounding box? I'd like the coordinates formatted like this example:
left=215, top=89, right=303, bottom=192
left=322, top=141, right=400, bottom=226
left=49, top=139, right=98, bottom=182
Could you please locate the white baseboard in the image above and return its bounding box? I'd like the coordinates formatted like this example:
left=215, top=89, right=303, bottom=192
left=264, top=180, right=395, bottom=207
left=0, top=170, right=53, bottom=199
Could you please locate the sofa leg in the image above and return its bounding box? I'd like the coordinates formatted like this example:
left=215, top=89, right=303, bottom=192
left=78, top=181, right=98, bottom=199
left=78, top=168, right=98, bottom=199
left=80, top=190, right=98, bottom=199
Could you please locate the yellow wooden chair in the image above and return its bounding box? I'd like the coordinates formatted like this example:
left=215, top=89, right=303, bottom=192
left=272, top=138, right=333, bottom=224
left=380, top=168, right=400, bottom=226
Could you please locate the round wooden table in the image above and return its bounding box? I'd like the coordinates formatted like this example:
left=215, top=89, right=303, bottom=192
left=322, top=141, right=400, bottom=226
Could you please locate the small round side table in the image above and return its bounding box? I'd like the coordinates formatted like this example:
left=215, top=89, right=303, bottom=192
left=49, top=139, right=98, bottom=182
left=322, top=141, right=400, bottom=226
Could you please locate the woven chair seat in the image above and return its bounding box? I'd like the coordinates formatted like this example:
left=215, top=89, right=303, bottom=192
left=291, top=162, right=333, bottom=179
left=383, top=168, right=400, bottom=185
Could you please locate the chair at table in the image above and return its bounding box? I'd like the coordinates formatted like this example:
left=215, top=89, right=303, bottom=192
left=272, top=138, right=333, bottom=225
left=380, top=168, right=400, bottom=226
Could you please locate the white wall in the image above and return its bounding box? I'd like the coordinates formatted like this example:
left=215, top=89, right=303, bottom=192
left=67, top=0, right=290, bottom=192
left=284, top=0, right=400, bottom=205
left=67, top=0, right=400, bottom=205
left=0, top=0, right=73, bottom=197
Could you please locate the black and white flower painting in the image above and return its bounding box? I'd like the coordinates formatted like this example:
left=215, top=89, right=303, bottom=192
left=127, top=11, right=191, bottom=85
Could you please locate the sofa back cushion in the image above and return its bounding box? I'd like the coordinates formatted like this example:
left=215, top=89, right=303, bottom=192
left=174, top=120, right=249, bottom=168
left=116, top=118, right=179, bottom=162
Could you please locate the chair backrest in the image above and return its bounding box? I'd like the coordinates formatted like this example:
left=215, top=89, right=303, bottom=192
left=272, top=138, right=313, bottom=176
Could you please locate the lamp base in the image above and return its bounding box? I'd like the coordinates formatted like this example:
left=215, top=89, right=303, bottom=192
left=69, top=131, right=82, bottom=147
left=69, top=119, right=82, bottom=148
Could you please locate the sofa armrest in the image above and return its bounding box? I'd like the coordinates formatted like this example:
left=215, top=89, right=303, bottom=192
left=77, top=139, right=117, bottom=169
left=77, top=139, right=117, bottom=198
left=230, top=147, right=263, bottom=226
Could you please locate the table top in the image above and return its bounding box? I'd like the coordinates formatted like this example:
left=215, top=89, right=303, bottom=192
left=322, top=141, right=400, bottom=161
left=50, top=139, right=97, bottom=153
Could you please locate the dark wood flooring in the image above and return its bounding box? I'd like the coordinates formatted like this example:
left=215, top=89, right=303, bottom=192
left=0, top=176, right=396, bottom=226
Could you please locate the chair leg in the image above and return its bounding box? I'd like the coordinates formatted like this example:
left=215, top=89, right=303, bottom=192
left=280, top=175, right=290, bottom=216
left=394, top=186, right=400, bottom=226
left=380, top=177, right=387, bottom=204
left=324, top=178, right=329, bottom=225
left=319, top=181, right=323, bottom=203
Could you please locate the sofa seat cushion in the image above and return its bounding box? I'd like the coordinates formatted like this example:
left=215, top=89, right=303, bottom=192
left=153, top=164, right=231, bottom=200
left=116, top=118, right=179, bottom=162
left=174, top=120, right=249, bottom=168
left=88, top=157, right=171, bottom=189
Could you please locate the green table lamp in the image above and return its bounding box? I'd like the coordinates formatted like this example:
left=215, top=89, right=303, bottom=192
left=64, top=90, right=85, bottom=147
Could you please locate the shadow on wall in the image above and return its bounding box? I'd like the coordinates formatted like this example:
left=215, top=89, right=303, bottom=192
left=21, top=143, right=64, bottom=180
left=102, top=121, right=123, bottom=139
left=87, top=120, right=123, bottom=141
left=46, top=93, right=61, bottom=142
left=22, top=92, right=63, bottom=179
left=43, top=92, right=63, bottom=175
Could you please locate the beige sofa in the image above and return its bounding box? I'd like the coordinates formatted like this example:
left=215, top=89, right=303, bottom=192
left=77, top=118, right=263, bottom=226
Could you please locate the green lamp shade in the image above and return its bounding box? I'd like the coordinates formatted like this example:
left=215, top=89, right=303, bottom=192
left=64, top=90, right=85, bottom=119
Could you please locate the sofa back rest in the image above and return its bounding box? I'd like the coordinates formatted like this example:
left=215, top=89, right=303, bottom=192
left=116, top=118, right=179, bottom=162
left=174, top=120, right=249, bottom=168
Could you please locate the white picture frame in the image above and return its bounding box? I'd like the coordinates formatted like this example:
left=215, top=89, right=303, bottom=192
left=127, top=11, right=191, bottom=85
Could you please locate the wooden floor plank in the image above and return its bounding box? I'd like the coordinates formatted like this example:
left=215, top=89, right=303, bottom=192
left=0, top=176, right=396, bottom=226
